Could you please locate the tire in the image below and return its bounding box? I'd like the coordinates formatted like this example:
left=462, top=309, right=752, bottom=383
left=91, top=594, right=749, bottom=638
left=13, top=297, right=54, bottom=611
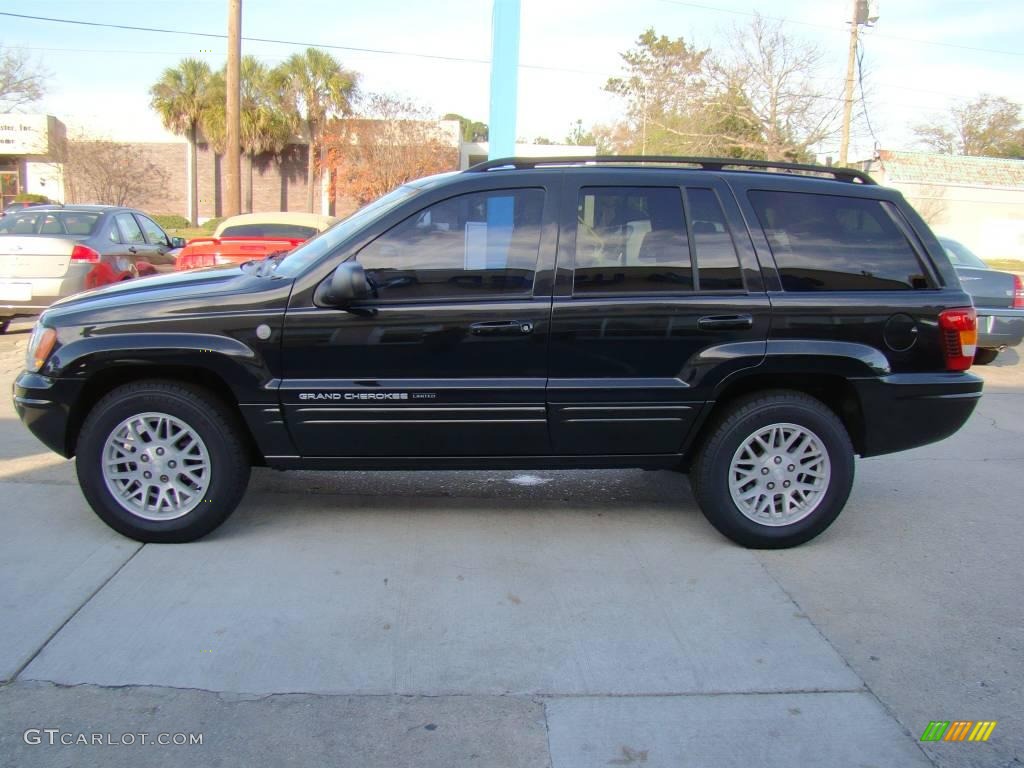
left=973, top=348, right=999, bottom=365
left=75, top=380, right=251, bottom=543
left=691, top=390, right=854, bottom=549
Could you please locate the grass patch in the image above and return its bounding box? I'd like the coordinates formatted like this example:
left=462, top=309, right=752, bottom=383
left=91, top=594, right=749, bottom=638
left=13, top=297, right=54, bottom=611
left=984, top=259, right=1024, bottom=272
left=167, top=228, right=209, bottom=240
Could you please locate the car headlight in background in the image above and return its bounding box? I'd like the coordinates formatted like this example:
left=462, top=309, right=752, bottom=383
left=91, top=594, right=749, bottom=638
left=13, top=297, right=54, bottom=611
left=25, top=325, right=57, bottom=372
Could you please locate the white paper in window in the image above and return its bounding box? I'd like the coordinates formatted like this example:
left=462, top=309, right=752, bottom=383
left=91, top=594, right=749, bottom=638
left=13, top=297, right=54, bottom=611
left=464, top=221, right=488, bottom=270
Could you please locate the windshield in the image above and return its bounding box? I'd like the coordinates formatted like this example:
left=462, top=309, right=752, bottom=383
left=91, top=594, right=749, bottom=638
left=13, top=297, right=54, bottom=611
left=939, top=238, right=988, bottom=270
left=0, top=210, right=101, bottom=236
left=273, top=186, right=420, bottom=277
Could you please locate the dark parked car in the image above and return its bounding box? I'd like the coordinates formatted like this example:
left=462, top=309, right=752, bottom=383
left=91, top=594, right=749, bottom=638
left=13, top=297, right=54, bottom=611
left=0, top=205, right=186, bottom=332
left=14, top=157, right=983, bottom=547
left=938, top=236, right=1024, bottom=364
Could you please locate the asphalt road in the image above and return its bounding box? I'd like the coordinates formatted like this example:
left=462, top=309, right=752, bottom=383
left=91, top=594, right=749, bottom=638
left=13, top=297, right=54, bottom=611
left=0, top=316, right=1020, bottom=768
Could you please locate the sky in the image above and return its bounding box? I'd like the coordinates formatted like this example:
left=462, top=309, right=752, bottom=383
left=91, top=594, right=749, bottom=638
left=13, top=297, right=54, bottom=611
left=2, top=0, right=1023, bottom=161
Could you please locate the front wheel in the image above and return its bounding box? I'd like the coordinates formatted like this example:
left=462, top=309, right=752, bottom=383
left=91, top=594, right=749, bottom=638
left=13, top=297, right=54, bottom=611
left=692, top=391, right=854, bottom=548
left=76, top=381, right=251, bottom=542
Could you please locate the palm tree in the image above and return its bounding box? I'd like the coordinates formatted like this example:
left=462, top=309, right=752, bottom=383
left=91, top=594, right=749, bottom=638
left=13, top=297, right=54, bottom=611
left=273, top=48, right=358, bottom=213
left=204, top=57, right=294, bottom=212
left=150, top=59, right=214, bottom=226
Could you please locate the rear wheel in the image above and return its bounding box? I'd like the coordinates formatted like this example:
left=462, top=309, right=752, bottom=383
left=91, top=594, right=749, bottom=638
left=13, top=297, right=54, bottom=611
left=973, top=348, right=999, bottom=365
left=0, top=318, right=9, bottom=334
left=692, top=391, right=854, bottom=549
left=76, top=380, right=251, bottom=542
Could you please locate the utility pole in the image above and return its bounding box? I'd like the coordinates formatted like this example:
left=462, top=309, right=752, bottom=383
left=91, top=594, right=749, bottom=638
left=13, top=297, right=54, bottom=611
left=839, top=0, right=878, bottom=166
left=225, top=0, right=242, bottom=216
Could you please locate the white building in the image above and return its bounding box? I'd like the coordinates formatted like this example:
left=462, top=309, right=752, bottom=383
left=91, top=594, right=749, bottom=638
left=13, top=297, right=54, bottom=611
left=0, top=114, right=67, bottom=207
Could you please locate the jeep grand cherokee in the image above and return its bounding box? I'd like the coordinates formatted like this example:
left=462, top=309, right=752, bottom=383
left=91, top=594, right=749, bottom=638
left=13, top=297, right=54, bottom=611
left=13, top=157, right=983, bottom=547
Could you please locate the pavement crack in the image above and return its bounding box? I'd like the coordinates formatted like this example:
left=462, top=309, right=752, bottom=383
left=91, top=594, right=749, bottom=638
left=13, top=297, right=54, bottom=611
left=8, top=542, right=145, bottom=683
left=753, top=557, right=940, bottom=768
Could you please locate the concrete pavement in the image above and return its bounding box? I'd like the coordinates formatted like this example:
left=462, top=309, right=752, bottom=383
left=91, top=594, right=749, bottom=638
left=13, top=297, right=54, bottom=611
left=0, top=317, right=1020, bottom=767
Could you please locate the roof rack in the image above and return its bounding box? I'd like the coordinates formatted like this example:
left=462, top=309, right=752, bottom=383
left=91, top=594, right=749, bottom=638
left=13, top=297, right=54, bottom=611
left=466, top=155, right=876, bottom=184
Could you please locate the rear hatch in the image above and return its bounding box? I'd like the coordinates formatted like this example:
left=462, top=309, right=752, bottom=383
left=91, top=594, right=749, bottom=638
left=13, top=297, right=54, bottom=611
left=0, top=236, right=77, bottom=282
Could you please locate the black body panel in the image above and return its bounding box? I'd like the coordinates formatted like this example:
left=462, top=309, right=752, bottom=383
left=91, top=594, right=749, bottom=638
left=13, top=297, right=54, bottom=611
left=11, top=161, right=983, bottom=472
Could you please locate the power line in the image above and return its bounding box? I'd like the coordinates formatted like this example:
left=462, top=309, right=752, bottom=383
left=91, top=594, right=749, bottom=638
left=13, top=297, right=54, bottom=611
left=656, top=0, right=1024, bottom=57
left=856, top=38, right=881, bottom=151
left=0, top=10, right=622, bottom=78
left=0, top=11, right=492, bottom=65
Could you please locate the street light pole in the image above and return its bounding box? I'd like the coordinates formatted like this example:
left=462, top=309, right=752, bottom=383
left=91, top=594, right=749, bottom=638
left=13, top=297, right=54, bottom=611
left=225, top=0, right=242, bottom=216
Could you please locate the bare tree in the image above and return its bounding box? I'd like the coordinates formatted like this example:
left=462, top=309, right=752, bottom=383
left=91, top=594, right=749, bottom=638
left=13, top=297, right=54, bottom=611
left=60, top=137, right=169, bottom=207
left=325, top=94, right=457, bottom=207
left=602, top=18, right=840, bottom=161
left=914, top=94, right=1024, bottom=157
left=704, top=15, right=840, bottom=161
left=905, top=185, right=948, bottom=226
left=0, top=45, right=47, bottom=111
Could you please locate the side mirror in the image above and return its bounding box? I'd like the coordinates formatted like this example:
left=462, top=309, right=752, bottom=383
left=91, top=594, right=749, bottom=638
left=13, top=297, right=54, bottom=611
left=316, top=260, right=369, bottom=307
left=170, top=237, right=187, bottom=249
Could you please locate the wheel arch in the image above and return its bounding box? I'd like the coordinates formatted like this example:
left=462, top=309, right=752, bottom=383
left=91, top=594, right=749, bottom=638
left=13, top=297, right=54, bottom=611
left=681, top=372, right=866, bottom=469
left=65, top=365, right=266, bottom=465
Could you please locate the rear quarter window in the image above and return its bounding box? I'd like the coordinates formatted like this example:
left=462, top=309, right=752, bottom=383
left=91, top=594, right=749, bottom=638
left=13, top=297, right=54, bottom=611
left=747, top=190, right=930, bottom=291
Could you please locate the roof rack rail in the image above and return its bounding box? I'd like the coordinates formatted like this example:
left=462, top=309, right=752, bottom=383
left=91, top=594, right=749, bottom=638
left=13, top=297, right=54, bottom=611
left=466, top=155, right=876, bottom=184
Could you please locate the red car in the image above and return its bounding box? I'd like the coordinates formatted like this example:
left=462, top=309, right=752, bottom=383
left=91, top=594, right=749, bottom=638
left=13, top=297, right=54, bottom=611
left=175, top=212, right=338, bottom=271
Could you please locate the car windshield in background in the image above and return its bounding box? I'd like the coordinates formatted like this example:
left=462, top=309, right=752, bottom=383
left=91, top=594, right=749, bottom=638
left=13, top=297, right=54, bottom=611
left=273, top=185, right=421, bottom=278
left=0, top=211, right=101, bottom=236
left=939, top=238, right=989, bottom=269
left=219, top=223, right=318, bottom=239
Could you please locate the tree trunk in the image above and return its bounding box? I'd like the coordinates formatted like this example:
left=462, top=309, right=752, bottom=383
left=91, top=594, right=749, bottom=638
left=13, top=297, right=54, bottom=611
left=188, top=123, right=199, bottom=226
left=305, top=120, right=316, bottom=213
left=245, top=152, right=254, bottom=213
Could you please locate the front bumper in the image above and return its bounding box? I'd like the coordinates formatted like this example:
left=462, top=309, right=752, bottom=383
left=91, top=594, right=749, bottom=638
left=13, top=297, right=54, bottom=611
left=853, top=372, right=983, bottom=457
left=976, top=308, right=1024, bottom=349
left=12, top=372, right=83, bottom=457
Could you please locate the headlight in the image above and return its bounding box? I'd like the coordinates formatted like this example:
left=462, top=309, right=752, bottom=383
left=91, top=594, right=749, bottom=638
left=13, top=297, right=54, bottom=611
left=25, top=324, right=57, bottom=372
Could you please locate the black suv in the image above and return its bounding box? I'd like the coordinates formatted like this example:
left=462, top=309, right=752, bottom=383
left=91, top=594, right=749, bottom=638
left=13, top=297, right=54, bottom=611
left=13, top=157, right=983, bottom=547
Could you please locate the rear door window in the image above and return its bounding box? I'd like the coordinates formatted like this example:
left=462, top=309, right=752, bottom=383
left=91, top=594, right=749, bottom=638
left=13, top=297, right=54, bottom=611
left=572, top=186, right=746, bottom=294
left=747, top=190, right=930, bottom=290
left=574, top=187, right=692, bottom=293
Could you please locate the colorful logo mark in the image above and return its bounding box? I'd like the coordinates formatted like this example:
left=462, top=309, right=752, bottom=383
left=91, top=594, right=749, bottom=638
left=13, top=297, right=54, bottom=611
left=920, top=721, right=997, bottom=742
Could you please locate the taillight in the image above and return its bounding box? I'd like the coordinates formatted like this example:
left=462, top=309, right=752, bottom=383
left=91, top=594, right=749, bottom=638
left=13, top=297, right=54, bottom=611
left=938, top=307, right=977, bottom=371
left=70, top=244, right=100, bottom=263
left=1013, top=275, right=1024, bottom=309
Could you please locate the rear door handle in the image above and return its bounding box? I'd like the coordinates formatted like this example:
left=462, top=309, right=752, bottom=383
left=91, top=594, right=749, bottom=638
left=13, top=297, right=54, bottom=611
left=470, top=320, right=534, bottom=336
left=697, top=314, right=754, bottom=331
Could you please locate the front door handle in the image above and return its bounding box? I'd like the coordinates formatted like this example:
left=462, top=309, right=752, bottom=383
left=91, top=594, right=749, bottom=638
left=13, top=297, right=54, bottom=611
left=470, top=320, right=534, bottom=336
left=697, top=314, right=754, bottom=331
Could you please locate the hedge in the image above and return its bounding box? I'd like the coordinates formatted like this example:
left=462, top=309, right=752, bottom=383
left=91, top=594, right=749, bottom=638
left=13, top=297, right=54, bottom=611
left=152, top=214, right=191, bottom=230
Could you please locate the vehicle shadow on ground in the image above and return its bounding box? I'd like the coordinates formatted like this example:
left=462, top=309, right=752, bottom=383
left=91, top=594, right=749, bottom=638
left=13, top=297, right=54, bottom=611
left=988, top=346, right=1020, bottom=367
left=215, top=472, right=713, bottom=544
left=236, top=467, right=702, bottom=539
